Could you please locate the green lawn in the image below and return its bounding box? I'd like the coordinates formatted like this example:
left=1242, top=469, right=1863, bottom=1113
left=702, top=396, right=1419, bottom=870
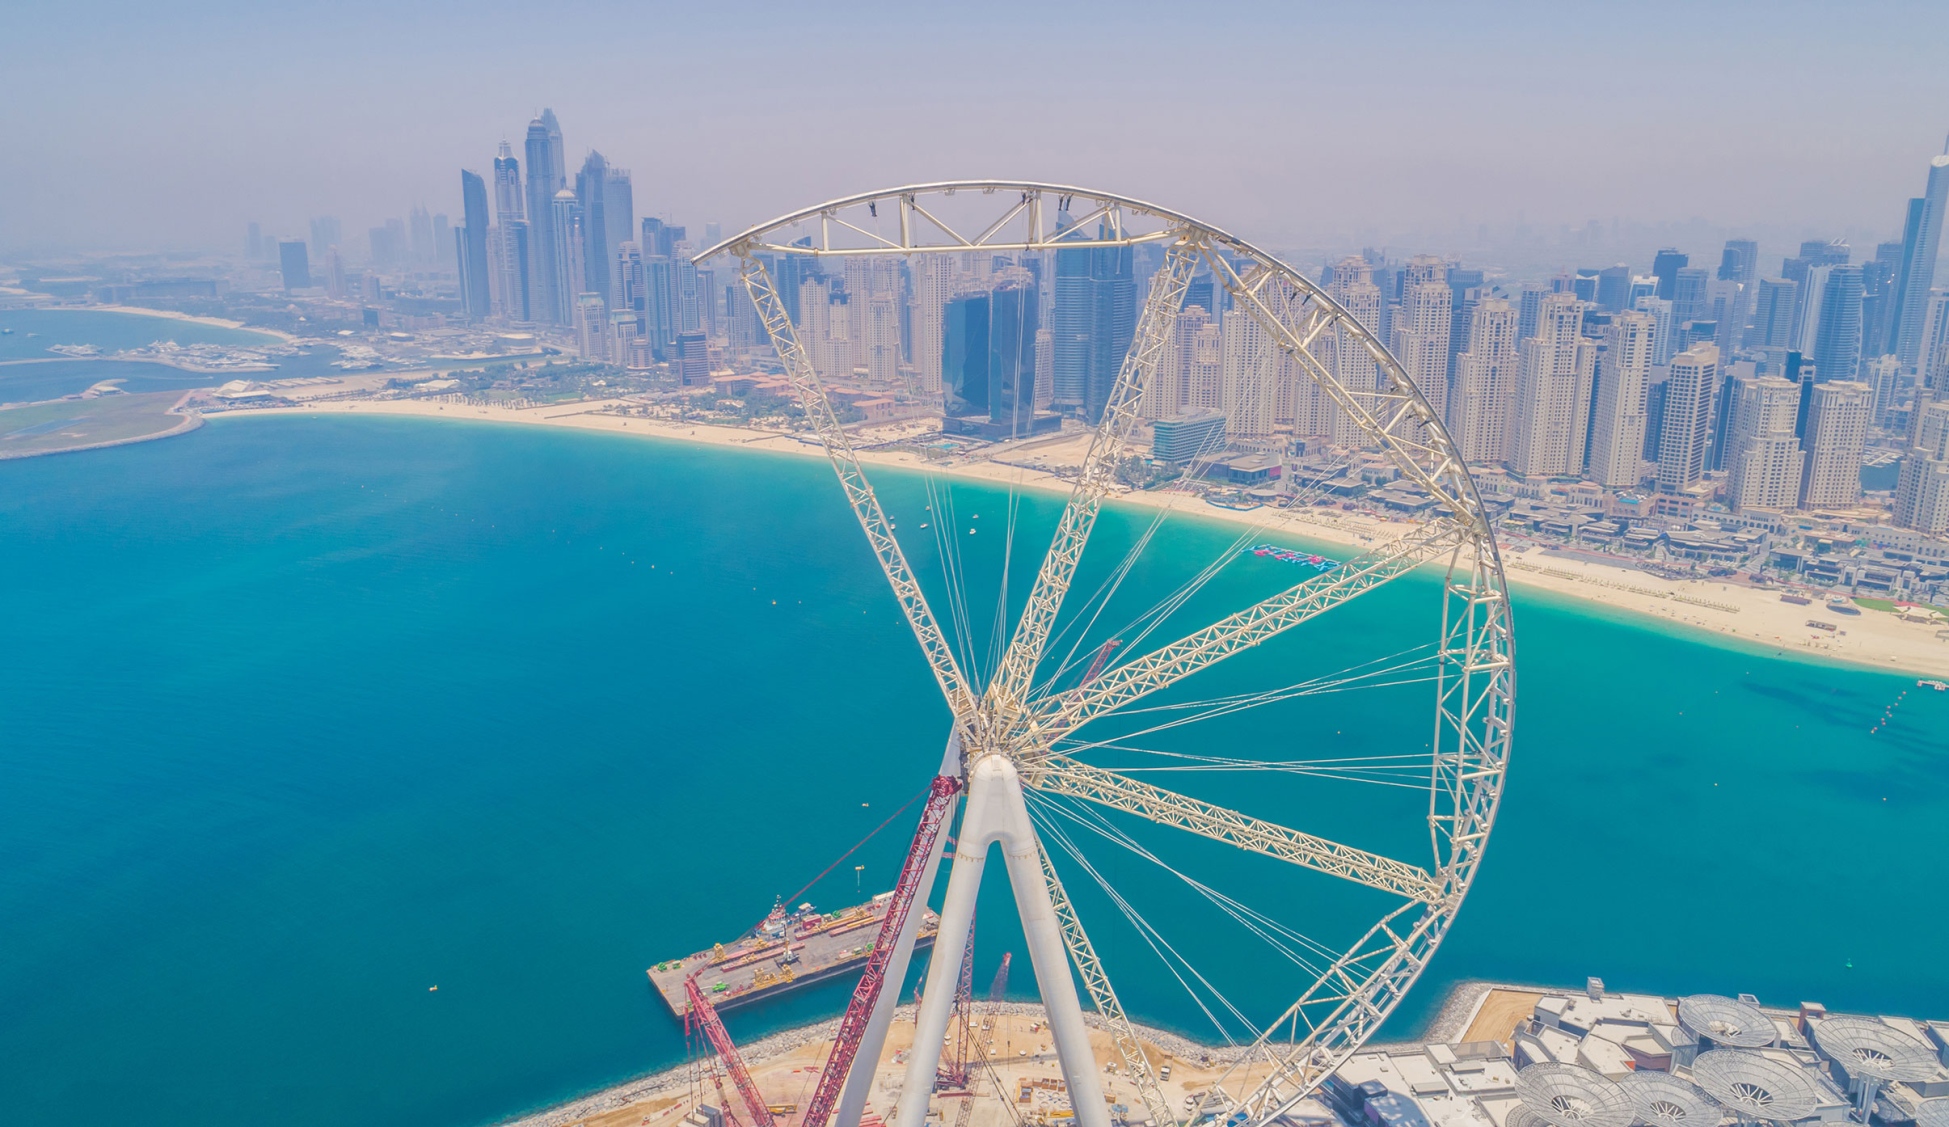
left=0, top=391, right=196, bottom=458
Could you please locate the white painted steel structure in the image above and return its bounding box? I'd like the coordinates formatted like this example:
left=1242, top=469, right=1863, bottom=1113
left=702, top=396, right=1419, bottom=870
left=697, top=182, right=1516, bottom=1127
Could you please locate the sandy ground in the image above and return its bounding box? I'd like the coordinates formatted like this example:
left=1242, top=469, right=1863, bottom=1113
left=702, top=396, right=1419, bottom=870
left=90, top=304, right=298, bottom=342
left=207, top=398, right=1949, bottom=680
left=1456, top=990, right=1547, bottom=1052
left=499, top=1003, right=1300, bottom=1127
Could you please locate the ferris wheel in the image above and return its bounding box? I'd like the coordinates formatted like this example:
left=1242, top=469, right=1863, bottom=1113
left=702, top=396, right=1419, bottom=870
left=693, top=183, right=1514, bottom=1127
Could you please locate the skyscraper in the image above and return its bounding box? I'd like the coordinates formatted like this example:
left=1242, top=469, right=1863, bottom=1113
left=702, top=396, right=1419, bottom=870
left=1799, top=380, right=1872, bottom=509
left=1220, top=308, right=1277, bottom=439
left=1586, top=310, right=1656, bottom=487
left=491, top=142, right=530, bottom=322
left=1651, top=249, right=1687, bottom=300
left=409, top=205, right=436, bottom=265
left=1656, top=344, right=1719, bottom=493
left=1636, top=295, right=1677, bottom=366
left=604, top=168, right=634, bottom=308
left=309, top=216, right=341, bottom=264
left=1718, top=239, right=1759, bottom=284
left=457, top=170, right=492, bottom=322
left=1051, top=215, right=1091, bottom=411
left=524, top=110, right=567, bottom=324
left=1449, top=298, right=1518, bottom=465
left=1723, top=376, right=1803, bottom=511
left=1810, top=265, right=1865, bottom=383
left=1893, top=400, right=1949, bottom=532
left=1394, top=281, right=1452, bottom=424
left=1507, top=292, right=1592, bottom=477
left=550, top=189, right=585, bottom=324
left=277, top=239, right=310, bottom=291
left=1595, top=265, right=1632, bottom=313
left=1887, top=153, right=1949, bottom=372
left=1084, top=240, right=1136, bottom=425
left=1748, top=279, right=1798, bottom=354
left=1327, top=257, right=1383, bottom=447
left=910, top=256, right=951, bottom=396
left=1671, top=267, right=1710, bottom=327
left=575, top=152, right=612, bottom=308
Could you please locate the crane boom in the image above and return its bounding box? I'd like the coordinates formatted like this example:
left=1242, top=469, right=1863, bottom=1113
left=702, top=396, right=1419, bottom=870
left=686, top=975, right=777, bottom=1127
left=800, top=774, right=963, bottom=1127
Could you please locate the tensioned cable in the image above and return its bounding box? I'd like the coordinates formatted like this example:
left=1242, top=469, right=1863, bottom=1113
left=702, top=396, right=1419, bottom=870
left=1028, top=799, right=1255, bottom=1043
left=1035, top=792, right=1346, bottom=967
left=1044, top=787, right=1348, bottom=955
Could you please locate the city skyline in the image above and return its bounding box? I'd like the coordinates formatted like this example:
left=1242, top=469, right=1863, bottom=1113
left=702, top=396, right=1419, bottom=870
left=8, top=1, right=1949, bottom=257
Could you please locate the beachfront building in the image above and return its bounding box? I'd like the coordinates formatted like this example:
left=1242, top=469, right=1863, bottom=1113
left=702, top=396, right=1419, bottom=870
left=1799, top=381, right=1873, bottom=509
left=1724, top=375, right=1803, bottom=512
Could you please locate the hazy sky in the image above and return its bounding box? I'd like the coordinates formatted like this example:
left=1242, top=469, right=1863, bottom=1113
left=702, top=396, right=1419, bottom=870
left=7, top=0, right=1949, bottom=260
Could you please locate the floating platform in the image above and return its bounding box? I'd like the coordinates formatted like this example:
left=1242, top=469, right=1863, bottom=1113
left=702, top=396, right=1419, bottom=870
left=649, top=893, right=939, bottom=1018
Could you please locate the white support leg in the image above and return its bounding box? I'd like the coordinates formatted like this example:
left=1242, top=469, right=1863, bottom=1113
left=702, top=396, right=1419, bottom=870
left=840, top=732, right=969, bottom=1127
left=999, top=803, right=1111, bottom=1127
left=892, top=810, right=988, bottom=1127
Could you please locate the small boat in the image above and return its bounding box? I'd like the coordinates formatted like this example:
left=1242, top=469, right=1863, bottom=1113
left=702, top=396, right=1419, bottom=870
left=1920, top=680, right=1948, bottom=692
left=919, top=523, right=928, bottom=529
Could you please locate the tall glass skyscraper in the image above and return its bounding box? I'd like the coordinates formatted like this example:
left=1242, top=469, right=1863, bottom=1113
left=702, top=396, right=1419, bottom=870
left=1811, top=265, right=1865, bottom=382
left=456, top=170, right=492, bottom=322
left=523, top=111, right=566, bottom=324
left=1889, top=153, right=1949, bottom=371
left=1049, top=213, right=1135, bottom=424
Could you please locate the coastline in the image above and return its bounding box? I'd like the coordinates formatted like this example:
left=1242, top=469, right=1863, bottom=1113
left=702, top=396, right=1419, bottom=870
left=83, top=304, right=296, bottom=343
left=205, top=398, right=1949, bottom=679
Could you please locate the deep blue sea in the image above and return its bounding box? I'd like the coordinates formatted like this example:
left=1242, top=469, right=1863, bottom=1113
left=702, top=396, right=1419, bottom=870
left=2, top=372, right=1944, bottom=1124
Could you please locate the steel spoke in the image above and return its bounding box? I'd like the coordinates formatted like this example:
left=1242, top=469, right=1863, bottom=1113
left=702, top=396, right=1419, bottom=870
left=1029, top=755, right=1442, bottom=903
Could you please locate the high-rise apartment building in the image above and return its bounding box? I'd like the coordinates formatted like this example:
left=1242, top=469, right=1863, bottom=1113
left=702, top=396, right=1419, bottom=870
left=910, top=256, right=951, bottom=395
left=1328, top=258, right=1383, bottom=448
left=524, top=111, right=567, bottom=324
left=1651, top=249, right=1687, bottom=300
left=1888, top=154, right=1949, bottom=371
left=1586, top=310, right=1656, bottom=487
left=1219, top=309, right=1277, bottom=439
left=1636, top=295, right=1677, bottom=366
left=277, top=240, right=310, bottom=291
left=490, top=142, right=530, bottom=322
left=1049, top=216, right=1137, bottom=423
left=456, top=170, right=492, bottom=322
left=550, top=190, right=585, bottom=324
left=1798, top=380, right=1872, bottom=509
left=1810, top=265, right=1865, bottom=382
left=409, top=205, right=436, bottom=265
left=1507, top=293, right=1593, bottom=477
left=1748, top=279, right=1798, bottom=355
left=1719, top=239, right=1759, bottom=284
left=1894, top=401, right=1949, bottom=531
left=1864, top=355, right=1903, bottom=428
left=1449, top=298, right=1518, bottom=465
left=1656, top=344, right=1719, bottom=493
left=1394, top=281, right=1452, bottom=424
left=1671, top=267, right=1711, bottom=328
left=1723, top=376, right=1803, bottom=511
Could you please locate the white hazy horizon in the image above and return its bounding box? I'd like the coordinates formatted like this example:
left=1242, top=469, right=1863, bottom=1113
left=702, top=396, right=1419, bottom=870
left=6, top=0, right=1949, bottom=266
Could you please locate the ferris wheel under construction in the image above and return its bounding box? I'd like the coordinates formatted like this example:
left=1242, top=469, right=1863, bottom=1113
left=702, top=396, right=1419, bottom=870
left=674, top=182, right=1517, bottom=1127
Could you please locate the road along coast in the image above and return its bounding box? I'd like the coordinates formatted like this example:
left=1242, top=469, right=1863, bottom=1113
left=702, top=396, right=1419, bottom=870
left=207, top=397, right=1949, bottom=680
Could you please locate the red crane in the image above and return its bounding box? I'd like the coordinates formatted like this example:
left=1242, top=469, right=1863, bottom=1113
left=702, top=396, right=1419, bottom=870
left=798, top=772, right=962, bottom=1127
left=936, top=914, right=977, bottom=1091
left=1080, top=639, right=1122, bottom=687
left=686, top=974, right=777, bottom=1127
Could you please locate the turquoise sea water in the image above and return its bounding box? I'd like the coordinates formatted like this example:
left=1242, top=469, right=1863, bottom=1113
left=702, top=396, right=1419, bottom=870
left=2, top=409, right=1945, bottom=1126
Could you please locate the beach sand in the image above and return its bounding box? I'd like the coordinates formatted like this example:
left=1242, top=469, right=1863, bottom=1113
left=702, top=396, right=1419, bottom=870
left=207, top=397, right=1949, bottom=680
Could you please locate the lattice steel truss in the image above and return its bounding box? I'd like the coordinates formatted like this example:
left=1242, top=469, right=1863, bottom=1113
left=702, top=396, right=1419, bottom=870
left=700, top=182, right=1516, bottom=1127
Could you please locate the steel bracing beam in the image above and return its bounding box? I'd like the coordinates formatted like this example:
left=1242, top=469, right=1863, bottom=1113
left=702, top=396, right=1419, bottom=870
left=740, top=258, right=985, bottom=740
left=985, top=233, right=1205, bottom=717
left=1032, top=756, right=1441, bottom=903
left=1030, top=521, right=1461, bottom=739
left=1035, top=840, right=1179, bottom=1127
left=687, top=975, right=779, bottom=1127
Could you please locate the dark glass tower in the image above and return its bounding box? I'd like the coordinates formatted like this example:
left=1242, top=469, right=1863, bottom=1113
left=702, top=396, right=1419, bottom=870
left=457, top=169, right=492, bottom=322
left=523, top=111, right=565, bottom=323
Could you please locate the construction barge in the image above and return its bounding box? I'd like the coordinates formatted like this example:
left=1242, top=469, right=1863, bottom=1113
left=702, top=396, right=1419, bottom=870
left=649, top=893, right=940, bottom=1018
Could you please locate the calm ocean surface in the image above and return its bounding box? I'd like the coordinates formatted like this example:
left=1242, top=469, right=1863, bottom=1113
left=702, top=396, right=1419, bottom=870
left=2, top=408, right=1944, bottom=1125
